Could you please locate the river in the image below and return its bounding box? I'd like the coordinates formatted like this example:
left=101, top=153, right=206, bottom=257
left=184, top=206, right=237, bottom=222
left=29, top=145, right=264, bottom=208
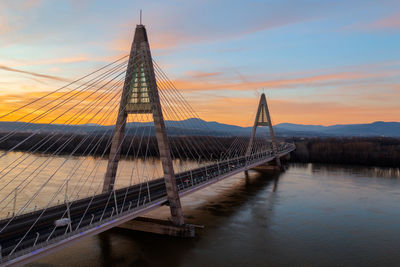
left=20, top=162, right=400, bottom=266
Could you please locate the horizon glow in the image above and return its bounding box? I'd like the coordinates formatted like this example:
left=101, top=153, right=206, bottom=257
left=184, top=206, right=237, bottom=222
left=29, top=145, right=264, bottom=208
left=0, top=0, right=399, bottom=126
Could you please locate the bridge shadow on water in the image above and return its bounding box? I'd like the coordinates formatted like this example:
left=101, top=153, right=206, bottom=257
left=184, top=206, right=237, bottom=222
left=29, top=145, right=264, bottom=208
left=95, top=169, right=284, bottom=267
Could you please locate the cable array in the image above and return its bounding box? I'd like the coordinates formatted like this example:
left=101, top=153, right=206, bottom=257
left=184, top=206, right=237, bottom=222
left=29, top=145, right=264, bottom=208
left=0, top=52, right=294, bottom=262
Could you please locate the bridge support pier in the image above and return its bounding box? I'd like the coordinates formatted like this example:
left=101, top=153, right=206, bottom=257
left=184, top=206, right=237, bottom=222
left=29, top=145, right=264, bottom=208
left=281, top=153, right=291, bottom=161
left=251, top=163, right=283, bottom=172
left=118, top=217, right=198, bottom=238
left=252, top=153, right=288, bottom=172
left=252, top=153, right=291, bottom=173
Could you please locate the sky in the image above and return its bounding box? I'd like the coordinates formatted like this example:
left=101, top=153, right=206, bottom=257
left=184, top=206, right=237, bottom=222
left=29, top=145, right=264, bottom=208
left=0, top=0, right=399, bottom=126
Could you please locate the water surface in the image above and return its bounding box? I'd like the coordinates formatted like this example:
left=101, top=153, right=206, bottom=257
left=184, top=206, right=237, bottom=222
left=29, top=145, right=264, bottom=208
left=25, top=163, right=400, bottom=266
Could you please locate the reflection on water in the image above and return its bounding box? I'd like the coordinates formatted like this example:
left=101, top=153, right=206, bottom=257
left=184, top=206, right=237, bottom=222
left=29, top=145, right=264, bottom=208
left=28, top=163, right=400, bottom=266
left=303, top=163, right=400, bottom=179
left=0, top=151, right=200, bottom=218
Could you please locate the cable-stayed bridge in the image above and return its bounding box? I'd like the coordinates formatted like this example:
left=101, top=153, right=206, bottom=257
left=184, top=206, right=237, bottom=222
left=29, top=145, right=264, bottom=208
left=0, top=24, right=295, bottom=266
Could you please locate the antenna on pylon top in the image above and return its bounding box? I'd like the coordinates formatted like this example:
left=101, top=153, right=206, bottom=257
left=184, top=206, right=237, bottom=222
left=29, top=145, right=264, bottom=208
left=140, top=9, right=142, bottom=25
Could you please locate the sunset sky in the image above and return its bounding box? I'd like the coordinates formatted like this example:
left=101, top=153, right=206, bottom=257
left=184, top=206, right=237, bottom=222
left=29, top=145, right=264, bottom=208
left=0, top=0, right=399, bottom=126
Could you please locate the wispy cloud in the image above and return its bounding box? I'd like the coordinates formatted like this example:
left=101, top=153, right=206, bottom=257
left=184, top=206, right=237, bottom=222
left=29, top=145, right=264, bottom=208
left=369, top=12, right=400, bottom=29
left=109, top=0, right=341, bottom=53
left=184, top=71, right=222, bottom=78
left=0, top=65, right=68, bottom=82
left=172, top=70, right=397, bottom=92
left=21, top=0, right=43, bottom=10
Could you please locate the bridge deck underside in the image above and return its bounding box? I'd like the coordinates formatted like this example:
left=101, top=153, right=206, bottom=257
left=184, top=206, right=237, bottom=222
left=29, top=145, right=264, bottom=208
left=0, top=145, right=295, bottom=266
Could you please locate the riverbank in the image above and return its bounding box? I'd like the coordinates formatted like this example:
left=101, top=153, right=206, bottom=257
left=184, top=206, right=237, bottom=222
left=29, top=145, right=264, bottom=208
left=1, top=132, right=399, bottom=168
left=290, top=137, right=400, bottom=168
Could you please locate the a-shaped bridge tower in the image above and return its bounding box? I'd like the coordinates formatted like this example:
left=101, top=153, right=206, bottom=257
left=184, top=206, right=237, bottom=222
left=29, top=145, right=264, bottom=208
left=102, top=24, right=184, bottom=226
left=246, top=93, right=282, bottom=168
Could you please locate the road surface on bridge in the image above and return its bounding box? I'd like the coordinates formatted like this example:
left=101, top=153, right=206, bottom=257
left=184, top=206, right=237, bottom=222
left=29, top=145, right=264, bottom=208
left=0, top=144, right=294, bottom=264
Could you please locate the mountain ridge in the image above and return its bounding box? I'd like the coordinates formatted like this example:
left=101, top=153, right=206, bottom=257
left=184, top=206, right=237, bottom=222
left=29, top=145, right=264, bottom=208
left=0, top=120, right=399, bottom=137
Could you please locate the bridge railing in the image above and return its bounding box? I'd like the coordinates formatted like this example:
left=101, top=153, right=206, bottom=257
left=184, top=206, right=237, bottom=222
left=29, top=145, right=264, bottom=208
left=1, top=193, right=167, bottom=265
left=176, top=142, right=295, bottom=192
left=0, top=142, right=296, bottom=265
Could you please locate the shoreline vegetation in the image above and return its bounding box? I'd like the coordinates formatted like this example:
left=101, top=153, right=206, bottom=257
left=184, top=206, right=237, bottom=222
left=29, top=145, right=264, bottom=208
left=290, top=137, right=400, bottom=168
left=0, top=132, right=399, bottom=168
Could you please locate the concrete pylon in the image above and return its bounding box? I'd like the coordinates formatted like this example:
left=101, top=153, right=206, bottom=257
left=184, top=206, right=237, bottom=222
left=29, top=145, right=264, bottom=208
left=246, top=93, right=281, bottom=166
left=102, top=24, right=184, bottom=226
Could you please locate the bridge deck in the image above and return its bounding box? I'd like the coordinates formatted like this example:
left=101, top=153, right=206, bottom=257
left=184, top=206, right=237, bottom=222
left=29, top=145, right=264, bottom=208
left=0, top=144, right=295, bottom=266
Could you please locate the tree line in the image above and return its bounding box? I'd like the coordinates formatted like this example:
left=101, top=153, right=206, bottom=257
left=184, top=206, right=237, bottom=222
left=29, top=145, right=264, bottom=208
left=289, top=137, right=400, bottom=168
left=1, top=132, right=399, bottom=167
left=0, top=132, right=232, bottom=160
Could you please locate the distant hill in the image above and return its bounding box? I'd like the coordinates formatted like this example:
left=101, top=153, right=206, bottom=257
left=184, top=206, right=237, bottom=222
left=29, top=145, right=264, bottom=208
left=274, top=121, right=400, bottom=137
left=0, top=120, right=399, bottom=137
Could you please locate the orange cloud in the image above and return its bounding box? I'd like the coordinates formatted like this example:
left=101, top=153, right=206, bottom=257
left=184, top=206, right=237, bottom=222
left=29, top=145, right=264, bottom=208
left=19, top=56, right=89, bottom=67
left=188, top=96, right=400, bottom=126
left=0, top=87, right=398, bottom=128
left=269, top=99, right=400, bottom=126
left=0, top=88, right=123, bottom=125
left=0, top=60, right=398, bottom=127
left=184, top=71, right=222, bottom=78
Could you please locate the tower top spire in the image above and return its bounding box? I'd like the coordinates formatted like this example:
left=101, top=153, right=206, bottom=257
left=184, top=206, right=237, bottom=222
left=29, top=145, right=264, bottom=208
left=140, top=9, right=142, bottom=25
left=133, top=22, right=148, bottom=43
